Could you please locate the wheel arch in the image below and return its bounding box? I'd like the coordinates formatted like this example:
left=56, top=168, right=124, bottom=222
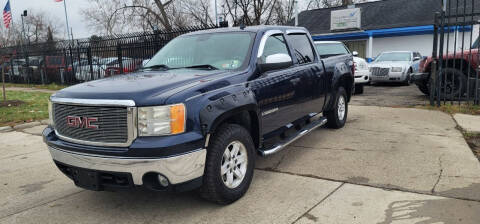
left=199, top=91, right=261, bottom=150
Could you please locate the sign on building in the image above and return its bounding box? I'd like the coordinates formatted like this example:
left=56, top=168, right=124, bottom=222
left=331, top=8, right=361, bottom=31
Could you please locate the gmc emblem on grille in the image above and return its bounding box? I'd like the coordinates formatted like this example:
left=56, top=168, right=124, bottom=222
left=66, top=116, right=99, bottom=129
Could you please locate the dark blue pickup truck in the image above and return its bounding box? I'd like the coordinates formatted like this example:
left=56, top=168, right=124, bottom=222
left=43, top=26, right=354, bottom=204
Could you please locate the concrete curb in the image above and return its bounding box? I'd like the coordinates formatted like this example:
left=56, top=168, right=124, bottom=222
left=40, top=119, right=50, bottom=125
left=13, top=122, right=42, bottom=130
left=454, top=113, right=480, bottom=134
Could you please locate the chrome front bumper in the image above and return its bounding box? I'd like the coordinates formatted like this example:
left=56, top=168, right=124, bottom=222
left=48, top=146, right=206, bottom=185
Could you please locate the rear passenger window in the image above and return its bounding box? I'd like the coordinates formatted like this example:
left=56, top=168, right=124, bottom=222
left=286, top=34, right=315, bottom=64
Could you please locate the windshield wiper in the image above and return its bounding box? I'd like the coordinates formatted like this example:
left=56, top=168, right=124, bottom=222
left=182, top=64, right=218, bottom=70
left=142, top=64, right=170, bottom=70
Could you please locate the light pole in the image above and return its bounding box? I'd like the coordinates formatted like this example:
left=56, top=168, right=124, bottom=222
left=294, top=0, right=299, bottom=26
left=20, top=10, right=29, bottom=82
left=215, top=0, right=218, bottom=26
left=20, top=10, right=27, bottom=45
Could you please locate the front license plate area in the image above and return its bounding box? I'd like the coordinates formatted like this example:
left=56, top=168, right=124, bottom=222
left=72, top=168, right=101, bottom=191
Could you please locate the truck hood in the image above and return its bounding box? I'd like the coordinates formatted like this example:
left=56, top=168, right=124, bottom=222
left=53, top=69, right=229, bottom=106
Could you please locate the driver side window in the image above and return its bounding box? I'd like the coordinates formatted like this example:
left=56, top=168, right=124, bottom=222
left=260, top=35, right=290, bottom=63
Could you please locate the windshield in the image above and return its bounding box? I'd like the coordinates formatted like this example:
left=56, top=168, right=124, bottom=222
left=375, top=52, right=411, bottom=62
left=315, top=43, right=349, bottom=57
left=145, top=32, right=254, bottom=70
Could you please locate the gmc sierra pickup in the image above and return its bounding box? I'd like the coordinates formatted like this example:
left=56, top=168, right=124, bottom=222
left=43, top=26, right=354, bottom=204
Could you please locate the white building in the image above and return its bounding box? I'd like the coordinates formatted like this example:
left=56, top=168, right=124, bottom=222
left=296, top=0, right=479, bottom=61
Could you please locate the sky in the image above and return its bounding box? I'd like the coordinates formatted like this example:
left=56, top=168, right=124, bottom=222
left=2, top=0, right=91, bottom=39
left=0, top=0, right=316, bottom=39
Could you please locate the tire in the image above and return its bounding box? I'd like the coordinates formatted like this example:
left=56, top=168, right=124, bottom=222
left=354, top=84, right=364, bottom=95
left=403, top=69, right=412, bottom=86
left=438, top=68, right=466, bottom=99
left=417, top=82, right=430, bottom=96
left=200, top=123, right=255, bottom=204
left=324, top=87, right=348, bottom=129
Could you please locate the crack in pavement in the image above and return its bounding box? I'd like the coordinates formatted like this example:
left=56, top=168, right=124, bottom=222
left=0, top=190, right=85, bottom=220
left=291, top=183, right=345, bottom=224
left=289, top=144, right=388, bottom=153
left=0, top=150, right=45, bottom=160
left=356, top=128, right=461, bottom=139
left=273, top=153, right=288, bottom=170
left=255, top=168, right=480, bottom=203
left=17, top=129, right=43, bottom=136
left=431, top=154, right=445, bottom=194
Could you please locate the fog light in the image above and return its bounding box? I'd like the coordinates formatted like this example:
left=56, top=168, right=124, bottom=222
left=158, top=174, right=169, bottom=187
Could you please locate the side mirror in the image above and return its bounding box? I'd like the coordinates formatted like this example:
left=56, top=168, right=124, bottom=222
left=352, top=51, right=359, bottom=57
left=413, top=56, right=421, bottom=61
left=258, top=53, right=293, bottom=73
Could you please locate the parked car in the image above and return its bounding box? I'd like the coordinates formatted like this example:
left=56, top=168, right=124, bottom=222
left=104, top=58, right=143, bottom=77
left=314, top=41, right=368, bottom=94
left=43, top=26, right=354, bottom=204
left=75, top=57, right=137, bottom=80
left=369, top=51, right=422, bottom=85
left=42, top=56, right=67, bottom=83
left=412, top=38, right=480, bottom=97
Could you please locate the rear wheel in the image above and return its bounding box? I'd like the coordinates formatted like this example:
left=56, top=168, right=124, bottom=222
left=200, top=124, right=255, bottom=204
left=438, top=68, right=466, bottom=99
left=354, top=84, right=364, bottom=95
left=324, top=87, right=348, bottom=129
left=417, top=81, right=430, bottom=95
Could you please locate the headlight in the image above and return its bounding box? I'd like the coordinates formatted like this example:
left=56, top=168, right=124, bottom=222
left=391, top=67, right=403, bottom=72
left=48, top=100, right=54, bottom=126
left=138, top=104, right=186, bottom=136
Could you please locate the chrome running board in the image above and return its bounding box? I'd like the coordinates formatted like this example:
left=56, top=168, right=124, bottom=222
left=259, top=117, right=328, bottom=157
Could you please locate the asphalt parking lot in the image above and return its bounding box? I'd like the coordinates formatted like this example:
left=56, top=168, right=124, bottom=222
left=1, top=85, right=480, bottom=224
left=351, top=83, right=429, bottom=107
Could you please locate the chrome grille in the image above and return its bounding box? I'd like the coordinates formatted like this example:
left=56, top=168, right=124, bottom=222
left=371, top=67, right=390, bottom=76
left=53, top=104, right=128, bottom=144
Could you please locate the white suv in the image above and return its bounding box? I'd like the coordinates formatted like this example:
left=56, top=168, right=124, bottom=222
left=314, top=41, right=370, bottom=94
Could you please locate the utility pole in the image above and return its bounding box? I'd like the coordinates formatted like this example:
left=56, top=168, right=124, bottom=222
left=63, top=0, right=71, bottom=40
left=21, top=10, right=27, bottom=44
left=2, top=60, right=6, bottom=102
left=294, top=0, right=298, bottom=26
left=215, top=0, right=218, bottom=26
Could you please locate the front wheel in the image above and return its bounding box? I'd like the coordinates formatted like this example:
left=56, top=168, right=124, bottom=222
left=200, top=124, right=255, bottom=204
left=324, top=87, right=348, bottom=129
left=403, top=69, right=412, bottom=86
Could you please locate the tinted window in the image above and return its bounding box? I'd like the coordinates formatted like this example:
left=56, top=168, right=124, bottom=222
left=287, top=34, right=315, bottom=64
left=315, top=43, right=350, bottom=57
left=259, top=34, right=290, bottom=63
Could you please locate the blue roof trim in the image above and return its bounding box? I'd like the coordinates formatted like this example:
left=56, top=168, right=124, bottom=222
left=312, top=25, right=472, bottom=41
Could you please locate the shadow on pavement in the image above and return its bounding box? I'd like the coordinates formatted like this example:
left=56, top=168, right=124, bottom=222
left=378, top=183, right=480, bottom=224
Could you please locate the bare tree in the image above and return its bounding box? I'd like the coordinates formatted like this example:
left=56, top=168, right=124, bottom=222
left=82, top=0, right=179, bottom=35
left=307, top=0, right=366, bottom=10
left=23, top=10, right=63, bottom=44
left=222, top=0, right=282, bottom=26
left=180, top=0, right=215, bottom=26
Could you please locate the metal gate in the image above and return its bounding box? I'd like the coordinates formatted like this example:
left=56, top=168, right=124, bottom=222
left=430, top=0, right=480, bottom=106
